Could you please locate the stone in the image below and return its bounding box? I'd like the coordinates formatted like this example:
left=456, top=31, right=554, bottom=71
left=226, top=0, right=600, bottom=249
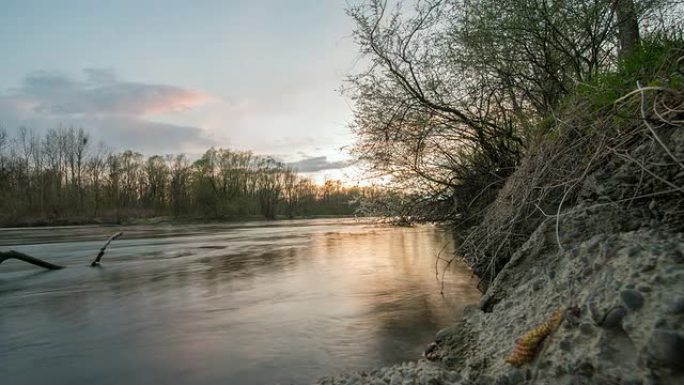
left=506, top=368, right=525, bottom=384
left=648, top=329, right=684, bottom=370
left=559, top=339, right=572, bottom=351
left=667, top=297, right=684, bottom=315
left=532, top=279, right=544, bottom=291
left=479, top=294, right=492, bottom=311
left=621, top=289, right=644, bottom=310
left=602, top=306, right=627, bottom=328
left=579, top=322, right=594, bottom=335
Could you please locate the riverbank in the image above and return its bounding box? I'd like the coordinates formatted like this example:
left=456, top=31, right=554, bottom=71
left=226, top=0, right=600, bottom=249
left=316, top=47, right=684, bottom=384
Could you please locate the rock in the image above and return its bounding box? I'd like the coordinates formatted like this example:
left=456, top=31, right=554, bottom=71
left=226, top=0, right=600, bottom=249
left=648, top=329, right=684, bottom=369
left=602, top=306, right=627, bottom=328
left=667, top=297, right=684, bottom=314
left=621, top=289, right=645, bottom=310
left=579, top=322, right=594, bottom=335
left=424, top=342, right=439, bottom=360
left=390, top=373, right=402, bottom=385
left=479, top=294, right=492, bottom=311
left=506, top=368, right=525, bottom=384
left=532, top=279, right=544, bottom=291
left=559, top=339, right=572, bottom=351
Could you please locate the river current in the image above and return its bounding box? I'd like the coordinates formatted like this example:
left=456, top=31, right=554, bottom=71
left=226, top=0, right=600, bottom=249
left=0, top=219, right=480, bottom=385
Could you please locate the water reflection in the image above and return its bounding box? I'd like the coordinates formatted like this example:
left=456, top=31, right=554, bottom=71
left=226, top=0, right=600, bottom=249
left=0, top=219, right=480, bottom=385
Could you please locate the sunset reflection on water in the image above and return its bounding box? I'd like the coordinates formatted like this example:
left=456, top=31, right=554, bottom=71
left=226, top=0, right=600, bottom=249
left=0, top=219, right=480, bottom=385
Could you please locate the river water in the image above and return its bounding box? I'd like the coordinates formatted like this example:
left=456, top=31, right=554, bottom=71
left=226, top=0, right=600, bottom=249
left=0, top=219, right=480, bottom=385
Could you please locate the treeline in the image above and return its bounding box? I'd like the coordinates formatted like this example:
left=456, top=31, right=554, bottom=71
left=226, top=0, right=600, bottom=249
left=0, top=126, right=371, bottom=226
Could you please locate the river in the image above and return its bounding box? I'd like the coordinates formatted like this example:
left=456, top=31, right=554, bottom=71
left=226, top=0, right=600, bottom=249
left=0, top=218, right=480, bottom=385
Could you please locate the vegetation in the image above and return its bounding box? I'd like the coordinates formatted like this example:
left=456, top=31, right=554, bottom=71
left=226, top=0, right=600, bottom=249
left=347, top=0, right=683, bottom=287
left=0, top=127, right=376, bottom=226
left=347, top=0, right=680, bottom=220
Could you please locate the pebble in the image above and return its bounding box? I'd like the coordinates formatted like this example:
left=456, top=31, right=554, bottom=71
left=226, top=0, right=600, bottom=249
left=532, top=279, right=544, bottom=291
left=579, top=322, right=594, bottom=335
left=559, top=339, right=572, bottom=351
left=479, top=294, right=492, bottom=311
left=506, top=368, right=525, bottom=384
left=648, top=329, right=684, bottom=369
left=667, top=297, right=684, bottom=314
left=602, top=306, right=627, bottom=328
left=621, top=289, right=645, bottom=310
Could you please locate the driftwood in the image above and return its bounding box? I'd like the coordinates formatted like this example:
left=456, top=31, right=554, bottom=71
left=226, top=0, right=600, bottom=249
left=90, top=231, right=124, bottom=267
left=0, top=231, right=123, bottom=271
left=0, top=250, right=64, bottom=270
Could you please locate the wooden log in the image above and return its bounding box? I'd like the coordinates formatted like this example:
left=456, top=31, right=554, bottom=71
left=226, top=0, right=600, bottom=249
left=90, top=231, right=124, bottom=267
left=0, top=250, right=64, bottom=270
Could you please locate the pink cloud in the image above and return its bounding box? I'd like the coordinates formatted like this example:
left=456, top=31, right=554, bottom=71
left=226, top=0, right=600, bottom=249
left=13, top=70, right=215, bottom=117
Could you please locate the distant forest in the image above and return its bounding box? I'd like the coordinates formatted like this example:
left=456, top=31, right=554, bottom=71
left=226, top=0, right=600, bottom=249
left=0, top=127, right=378, bottom=226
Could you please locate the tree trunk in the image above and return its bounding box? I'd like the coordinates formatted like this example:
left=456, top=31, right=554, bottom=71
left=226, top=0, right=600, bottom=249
left=613, top=0, right=640, bottom=59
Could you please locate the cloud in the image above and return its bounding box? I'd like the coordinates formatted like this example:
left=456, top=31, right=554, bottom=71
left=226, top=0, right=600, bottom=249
left=0, top=69, right=216, bottom=153
left=11, top=69, right=213, bottom=117
left=287, top=156, right=351, bottom=172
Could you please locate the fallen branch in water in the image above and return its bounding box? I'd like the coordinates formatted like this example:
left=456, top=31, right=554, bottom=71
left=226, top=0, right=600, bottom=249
left=0, top=250, right=65, bottom=270
left=90, top=231, right=124, bottom=267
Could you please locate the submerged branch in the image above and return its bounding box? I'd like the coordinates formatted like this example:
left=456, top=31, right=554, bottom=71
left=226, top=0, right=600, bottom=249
left=90, top=232, right=124, bottom=267
left=0, top=250, right=64, bottom=270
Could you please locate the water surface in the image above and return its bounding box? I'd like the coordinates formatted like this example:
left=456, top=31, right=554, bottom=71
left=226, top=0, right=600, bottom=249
left=0, top=219, right=479, bottom=384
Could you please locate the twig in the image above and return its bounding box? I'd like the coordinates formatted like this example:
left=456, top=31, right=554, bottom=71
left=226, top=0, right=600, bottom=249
left=609, top=148, right=684, bottom=193
left=90, top=232, right=124, bottom=267
left=613, top=85, right=679, bottom=105
left=636, top=81, right=684, bottom=171
left=0, top=250, right=64, bottom=270
left=434, top=240, right=450, bottom=281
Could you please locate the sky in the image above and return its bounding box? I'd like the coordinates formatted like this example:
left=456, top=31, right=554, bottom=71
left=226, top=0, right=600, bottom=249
left=0, top=0, right=365, bottom=183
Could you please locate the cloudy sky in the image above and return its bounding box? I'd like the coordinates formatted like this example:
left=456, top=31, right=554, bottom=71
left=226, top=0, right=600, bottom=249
left=0, top=0, right=363, bottom=182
